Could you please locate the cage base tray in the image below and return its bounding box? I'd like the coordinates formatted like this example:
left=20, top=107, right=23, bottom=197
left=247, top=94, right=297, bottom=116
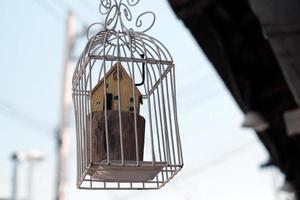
left=88, top=160, right=167, bottom=182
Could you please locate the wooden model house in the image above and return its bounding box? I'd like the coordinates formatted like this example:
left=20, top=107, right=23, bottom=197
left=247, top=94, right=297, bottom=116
left=91, top=63, right=143, bottom=113
left=87, top=63, right=146, bottom=179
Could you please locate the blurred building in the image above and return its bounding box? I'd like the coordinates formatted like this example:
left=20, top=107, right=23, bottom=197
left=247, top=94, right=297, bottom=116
left=168, top=0, right=300, bottom=198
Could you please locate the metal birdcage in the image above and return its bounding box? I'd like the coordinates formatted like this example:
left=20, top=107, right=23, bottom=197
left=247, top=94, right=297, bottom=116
left=72, top=0, right=183, bottom=190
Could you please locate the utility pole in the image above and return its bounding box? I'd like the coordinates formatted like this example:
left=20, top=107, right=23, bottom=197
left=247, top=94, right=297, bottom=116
left=11, top=152, right=22, bottom=200
left=55, top=11, right=76, bottom=200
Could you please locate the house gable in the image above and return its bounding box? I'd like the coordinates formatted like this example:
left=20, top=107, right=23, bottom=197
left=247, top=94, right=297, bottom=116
left=91, top=63, right=143, bottom=113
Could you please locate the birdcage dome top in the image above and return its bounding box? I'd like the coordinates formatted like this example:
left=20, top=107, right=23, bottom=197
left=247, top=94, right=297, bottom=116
left=73, top=30, right=174, bottom=87
left=89, top=30, right=173, bottom=61
left=73, top=0, right=174, bottom=87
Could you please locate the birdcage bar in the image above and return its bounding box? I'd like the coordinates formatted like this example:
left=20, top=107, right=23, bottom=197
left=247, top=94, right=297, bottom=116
left=80, top=73, right=85, bottom=173
left=79, top=167, right=181, bottom=189
left=81, top=72, right=85, bottom=171
left=82, top=178, right=167, bottom=184
left=148, top=65, right=173, bottom=96
left=89, top=55, right=173, bottom=65
left=82, top=72, right=88, bottom=173
left=115, top=32, right=124, bottom=165
left=80, top=92, right=84, bottom=181
left=160, top=64, right=172, bottom=166
left=165, top=76, right=176, bottom=166
left=77, top=79, right=82, bottom=177
left=150, top=73, right=167, bottom=179
left=147, top=65, right=164, bottom=168
left=103, top=57, right=110, bottom=165
left=171, top=68, right=184, bottom=165
left=88, top=61, right=93, bottom=168
left=145, top=63, right=156, bottom=165
left=85, top=71, right=90, bottom=168
left=148, top=68, right=163, bottom=163
left=130, top=56, right=141, bottom=166
left=74, top=94, right=80, bottom=184
left=152, top=69, right=167, bottom=163
left=77, top=92, right=83, bottom=183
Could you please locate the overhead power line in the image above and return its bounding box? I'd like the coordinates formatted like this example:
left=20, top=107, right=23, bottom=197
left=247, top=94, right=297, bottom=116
left=33, top=0, right=64, bottom=22
left=33, top=0, right=87, bottom=25
left=82, top=0, right=96, bottom=11
left=183, top=139, right=257, bottom=178
left=52, top=0, right=87, bottom=25
left=0, top=99, right=53, bottom=134
left=120, top=139, right=257, bottom=200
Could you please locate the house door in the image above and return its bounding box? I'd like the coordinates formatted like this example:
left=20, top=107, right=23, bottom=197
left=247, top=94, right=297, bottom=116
left=103, top=93, right=113, bottom=110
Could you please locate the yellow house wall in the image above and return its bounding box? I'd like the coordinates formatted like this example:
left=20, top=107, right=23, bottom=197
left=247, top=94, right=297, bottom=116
left=92, top=70, right=141, bottom=113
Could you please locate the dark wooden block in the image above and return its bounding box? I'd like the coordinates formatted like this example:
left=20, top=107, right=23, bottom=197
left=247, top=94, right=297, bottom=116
left=86, top=111, right=146, bottom=164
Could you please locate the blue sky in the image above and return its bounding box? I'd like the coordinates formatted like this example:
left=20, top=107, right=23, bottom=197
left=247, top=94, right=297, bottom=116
left=0, top=0, right=284, bottom=199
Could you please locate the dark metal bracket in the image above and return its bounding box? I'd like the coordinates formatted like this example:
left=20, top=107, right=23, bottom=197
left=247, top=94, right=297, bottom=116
left=135, top=54, right=145, bottom=86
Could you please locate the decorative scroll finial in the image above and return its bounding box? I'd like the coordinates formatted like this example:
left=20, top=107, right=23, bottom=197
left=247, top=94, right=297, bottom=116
left=98, top=0, right=156, bottom=33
